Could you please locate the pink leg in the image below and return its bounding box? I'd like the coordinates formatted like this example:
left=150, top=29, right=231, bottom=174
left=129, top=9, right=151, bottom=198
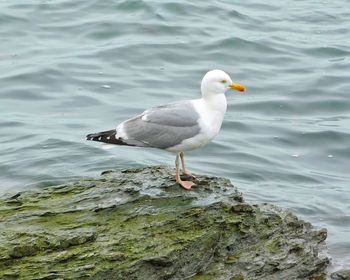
left=180, top=152, right=196, bottom=179
left=175, top=153, right=195, bottom=190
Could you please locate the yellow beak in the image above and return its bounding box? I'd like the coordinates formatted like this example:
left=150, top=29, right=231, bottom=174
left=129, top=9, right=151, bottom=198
left=228, top=83, right=245, bottom=92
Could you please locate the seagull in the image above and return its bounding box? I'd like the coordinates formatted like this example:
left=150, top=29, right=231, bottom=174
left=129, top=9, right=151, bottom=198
left=86, top=70, right=245, bottom=189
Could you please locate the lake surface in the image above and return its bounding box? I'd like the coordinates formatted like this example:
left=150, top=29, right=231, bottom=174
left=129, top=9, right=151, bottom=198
left=1, top=0, right=349, bottom=271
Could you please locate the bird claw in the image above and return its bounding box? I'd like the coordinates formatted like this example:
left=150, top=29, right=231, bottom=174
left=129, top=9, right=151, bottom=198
left=177, top=180, right=195, bottom=190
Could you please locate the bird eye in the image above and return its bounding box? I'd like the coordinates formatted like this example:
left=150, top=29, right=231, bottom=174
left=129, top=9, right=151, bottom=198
left=220, top=80, right=227, bottom=84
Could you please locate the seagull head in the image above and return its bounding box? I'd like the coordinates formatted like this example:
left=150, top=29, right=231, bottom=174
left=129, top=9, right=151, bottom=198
left=201, top=69, right=245, bottom=98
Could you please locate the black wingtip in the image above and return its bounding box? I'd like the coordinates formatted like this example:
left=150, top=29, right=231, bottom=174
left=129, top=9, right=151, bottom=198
left=86, top=134, right=94, bottom=141
left=85, top=129, right=131, bottom=146
left=86, top=130, right=115, bottom=143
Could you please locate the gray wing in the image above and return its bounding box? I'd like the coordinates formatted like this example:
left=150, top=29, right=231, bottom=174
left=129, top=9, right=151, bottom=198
left=120, top=100, right=201, bottom=149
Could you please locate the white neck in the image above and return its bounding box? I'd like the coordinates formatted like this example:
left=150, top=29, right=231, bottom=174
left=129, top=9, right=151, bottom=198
left=202, top=92, right=227, bottom=114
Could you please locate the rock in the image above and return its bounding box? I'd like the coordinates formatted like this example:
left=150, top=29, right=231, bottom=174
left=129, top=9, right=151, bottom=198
left=331, top=269, right=350, bottom=280
left=0, top=166, right=329, bottom=280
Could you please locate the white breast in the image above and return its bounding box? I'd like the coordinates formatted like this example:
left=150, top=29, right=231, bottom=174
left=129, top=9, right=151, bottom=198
left=166, top=94, right=227, bottom=153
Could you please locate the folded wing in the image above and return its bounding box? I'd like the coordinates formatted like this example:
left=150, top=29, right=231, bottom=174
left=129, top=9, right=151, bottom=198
left=119, top=100, right=201, bottom=149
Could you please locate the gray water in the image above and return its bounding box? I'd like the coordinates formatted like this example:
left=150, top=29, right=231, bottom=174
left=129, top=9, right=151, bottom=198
left=1, top=0, right=349, bottom=270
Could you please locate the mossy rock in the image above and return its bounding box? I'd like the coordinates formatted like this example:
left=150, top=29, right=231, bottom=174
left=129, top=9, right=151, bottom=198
left=0, top=166, right=329, bottom=279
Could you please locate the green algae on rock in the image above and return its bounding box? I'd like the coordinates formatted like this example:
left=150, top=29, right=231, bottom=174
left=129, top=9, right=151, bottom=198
left=0, top=166, right=329, bottom=280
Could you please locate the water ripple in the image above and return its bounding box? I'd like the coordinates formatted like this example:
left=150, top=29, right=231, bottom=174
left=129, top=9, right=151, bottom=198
left=0, top=0, right=349, bottom=270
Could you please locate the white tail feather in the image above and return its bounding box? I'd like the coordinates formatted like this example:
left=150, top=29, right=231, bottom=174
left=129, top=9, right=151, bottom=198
left=102, top=144, right=116, bottom=150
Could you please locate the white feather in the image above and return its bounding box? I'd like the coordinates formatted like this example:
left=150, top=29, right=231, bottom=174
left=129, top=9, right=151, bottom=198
left=102, top=144, right=116, bottom=150
left=166, top=95, right=227, bottom=153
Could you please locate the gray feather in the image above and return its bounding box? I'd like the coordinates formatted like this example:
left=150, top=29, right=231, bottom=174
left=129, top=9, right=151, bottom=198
left=122, top=101, right=200, bottom=149
left=143, top=101, right=199, bottom=127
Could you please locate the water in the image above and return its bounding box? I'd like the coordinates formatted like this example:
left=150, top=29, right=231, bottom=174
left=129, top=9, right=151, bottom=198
left=1, top=0, right=349, bottom=270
